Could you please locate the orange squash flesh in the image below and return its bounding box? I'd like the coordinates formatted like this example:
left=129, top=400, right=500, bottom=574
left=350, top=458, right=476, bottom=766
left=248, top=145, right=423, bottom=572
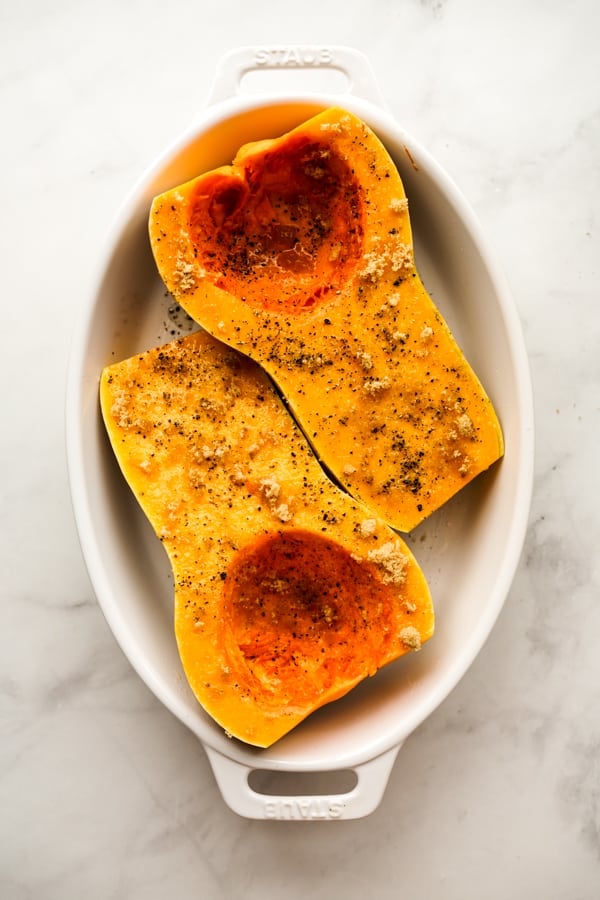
left=149, top=107, right=504, bottom=532
left=100, top=331, right=434, bottom=747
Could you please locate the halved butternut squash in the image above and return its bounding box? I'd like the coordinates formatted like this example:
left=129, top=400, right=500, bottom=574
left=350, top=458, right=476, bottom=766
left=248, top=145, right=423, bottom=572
left=149, top=107, right=503, bottom=532
left=100, top=331, right=433, bottom=747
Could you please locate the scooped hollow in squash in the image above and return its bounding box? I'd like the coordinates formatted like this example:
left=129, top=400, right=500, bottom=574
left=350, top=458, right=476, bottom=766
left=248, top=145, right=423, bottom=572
left=149, top=107, right=504, bottom=532
left=100, top=331, right=433, bottom=748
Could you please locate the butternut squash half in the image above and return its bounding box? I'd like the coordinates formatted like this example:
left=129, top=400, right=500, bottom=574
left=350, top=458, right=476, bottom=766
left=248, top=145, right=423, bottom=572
left=100, top=331, right=433, bottom=747
left=149, top=107, right=504, bottom=532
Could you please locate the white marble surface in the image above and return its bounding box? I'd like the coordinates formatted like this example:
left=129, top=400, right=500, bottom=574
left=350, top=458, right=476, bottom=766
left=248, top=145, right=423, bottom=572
left=2, top=0, right=599, bottom=896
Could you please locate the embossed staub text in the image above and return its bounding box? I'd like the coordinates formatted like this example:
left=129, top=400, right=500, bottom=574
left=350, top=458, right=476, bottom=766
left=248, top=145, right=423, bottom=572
left=264, top=798, right=344, bottom=820
left=254, top=46, right=334, bottom=67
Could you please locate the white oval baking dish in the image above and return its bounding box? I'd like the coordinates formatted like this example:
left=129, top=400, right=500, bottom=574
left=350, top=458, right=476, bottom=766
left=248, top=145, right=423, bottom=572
left=66, top=46, right=534, bottom=820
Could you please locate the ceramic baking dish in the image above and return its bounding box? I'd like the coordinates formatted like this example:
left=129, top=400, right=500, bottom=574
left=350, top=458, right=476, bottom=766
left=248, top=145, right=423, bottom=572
left=66, top=46, right=534, bottom=820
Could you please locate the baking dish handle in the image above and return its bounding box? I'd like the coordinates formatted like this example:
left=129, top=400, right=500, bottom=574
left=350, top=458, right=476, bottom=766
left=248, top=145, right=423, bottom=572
left=204, top=743, right=401, bottom=820
left=206, top=45, right=388, bottom=109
